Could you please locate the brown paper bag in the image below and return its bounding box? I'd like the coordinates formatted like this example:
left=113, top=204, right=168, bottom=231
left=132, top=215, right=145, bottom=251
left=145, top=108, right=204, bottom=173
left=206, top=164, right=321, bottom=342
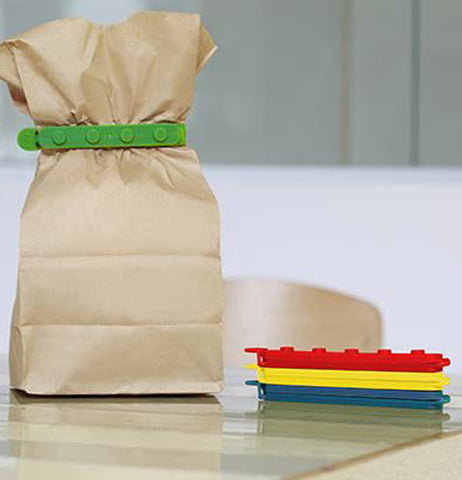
left=0, top=12, right=223, bottom=394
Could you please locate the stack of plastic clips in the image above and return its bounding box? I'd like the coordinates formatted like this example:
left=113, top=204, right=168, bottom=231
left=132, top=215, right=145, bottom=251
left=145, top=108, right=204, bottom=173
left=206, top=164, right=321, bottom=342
left=246, top=347, right=451, bottom=409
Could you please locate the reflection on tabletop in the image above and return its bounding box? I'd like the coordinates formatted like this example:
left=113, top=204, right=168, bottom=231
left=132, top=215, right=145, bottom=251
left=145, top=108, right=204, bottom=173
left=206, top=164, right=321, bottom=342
left=0, top=367, right=461, bottom=480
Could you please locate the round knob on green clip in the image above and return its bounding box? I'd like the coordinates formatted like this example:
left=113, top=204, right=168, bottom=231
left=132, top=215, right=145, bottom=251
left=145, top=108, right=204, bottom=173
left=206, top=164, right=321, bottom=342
left=120, top=128, right=134, bottom=143
left=17, top=128, right=39, bottom=151
left=153, top=127, right=168, bottom=142
left=86, top=129, right=101, bottom=145
left=52, top=130, right=66, bottom=146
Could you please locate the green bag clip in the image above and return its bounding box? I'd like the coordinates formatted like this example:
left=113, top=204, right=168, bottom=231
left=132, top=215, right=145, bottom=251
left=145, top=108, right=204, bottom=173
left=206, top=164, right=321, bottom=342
left=17, top=123, right=186, bottom=151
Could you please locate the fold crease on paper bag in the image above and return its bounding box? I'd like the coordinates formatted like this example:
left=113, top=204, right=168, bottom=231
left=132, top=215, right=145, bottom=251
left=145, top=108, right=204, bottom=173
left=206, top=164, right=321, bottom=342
left=0, top=12, right=223, bottom=394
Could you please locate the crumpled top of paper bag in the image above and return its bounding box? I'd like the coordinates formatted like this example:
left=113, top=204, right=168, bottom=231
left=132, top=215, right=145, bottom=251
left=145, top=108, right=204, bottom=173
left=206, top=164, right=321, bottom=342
left=0, top=12, right=216, bottom=126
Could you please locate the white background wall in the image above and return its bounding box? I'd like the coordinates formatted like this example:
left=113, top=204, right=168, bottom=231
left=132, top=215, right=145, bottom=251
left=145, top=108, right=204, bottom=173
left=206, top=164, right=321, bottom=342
left=1, top=166, right=461, bottom=374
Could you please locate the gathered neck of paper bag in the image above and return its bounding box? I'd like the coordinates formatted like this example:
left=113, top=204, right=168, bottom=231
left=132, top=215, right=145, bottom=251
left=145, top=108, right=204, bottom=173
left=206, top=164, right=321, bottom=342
left=0, top=13, right=216, bottom=128
left=17, top=123, right=187, bottom=151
